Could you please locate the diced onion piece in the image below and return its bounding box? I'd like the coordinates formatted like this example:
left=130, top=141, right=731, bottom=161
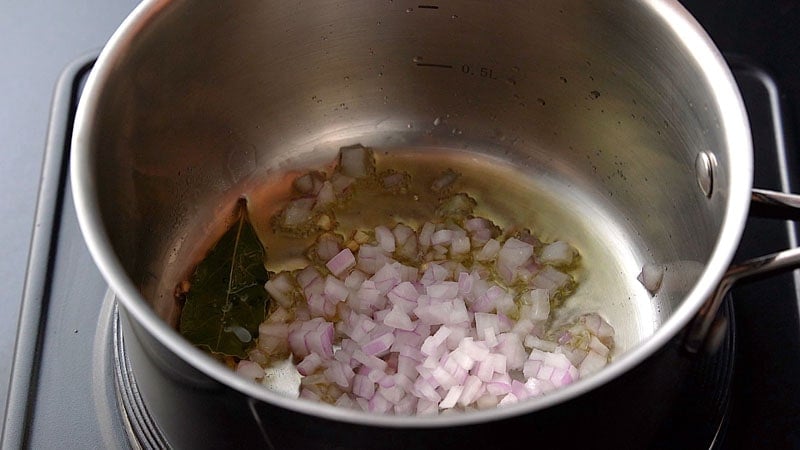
left=258, top=322, right=289, bottom=355
left=496, top=238, right=534, bottom=283
left=431, top=229, right=454, bottom=246
left=315, top=181, right=336, bottom=209
left=450, top=235, right=471, bottom=255
left=474, top=312, right=498, bottom=341
left=383, top=305, right=416, bottom=331
left=281, top=198, right=316, bottom=227
left=297, top=353, right=323, bottom=376
left=375, top=225, right=396, bottom=252
left=439, top=385, right=464, bottom=409
left=431, top=169, right=460, bottom=192
left=382, top=172, right=408, bottom=189
left=331, top=172, right=355, bottom=195
left=246, top=167, right=617, bottom=416
left=236, top=360, right=265, bottom=381
left=324, top=276, right=349, bottom=303
left=519, top=289, right=550, bottom=322
left=339, top=144, right=374, bottom=178
left=539, top=241, right=577, bottom=266
left=498, top=393, right=518, bottom=406
left=475, top=239, right=501, bottom=262
left=352, top=374, right=376, bottom=399
left=265, top=272, right=295, bottom=309
left=523, top=335, right=557, bottom=352
left=579, top=350, right=608, bottom=377
left=315, top=234, right=341, bottom=262
left=418, top=222, right=436, bottom=249
left=326, top=248, right=356, bottom=277
left=363, top=332, right=395, bottom=356
left=637, top=263, right=665, bottom=295
left=293, top=173, right=316, bottom=194
left=532, top=266, right=571, bottom=291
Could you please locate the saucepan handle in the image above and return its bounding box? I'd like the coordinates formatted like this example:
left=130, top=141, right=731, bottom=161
left=684, top=188, right=800, bottom=353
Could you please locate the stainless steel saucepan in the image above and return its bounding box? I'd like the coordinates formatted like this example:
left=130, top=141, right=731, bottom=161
left=71, top=0, right=800, bottom=447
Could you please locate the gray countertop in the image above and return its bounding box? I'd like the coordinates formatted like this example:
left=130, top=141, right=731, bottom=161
left=0, top=0, right=140, bottom=422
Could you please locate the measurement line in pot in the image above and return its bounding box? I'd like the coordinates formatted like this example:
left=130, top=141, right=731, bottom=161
left=414, top=61, right=500, bottom=80
left=415, top=63, right=453, bottom=69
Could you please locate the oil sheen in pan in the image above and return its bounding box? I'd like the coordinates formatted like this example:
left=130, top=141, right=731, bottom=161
left=245, top=146, right=655, bottom=360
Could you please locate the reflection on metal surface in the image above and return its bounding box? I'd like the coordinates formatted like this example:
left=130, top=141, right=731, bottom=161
left=686, top=241, right=800, bottom=353
left=695, top=151, right=716, bottom=198
left=113, top=303, right=170, bottom=450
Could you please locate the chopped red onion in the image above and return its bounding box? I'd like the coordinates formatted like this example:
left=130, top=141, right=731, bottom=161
left=539, top=241, right=577, bottom=266
left=371, top=263, right=402, bottom=294
left=306, top=293, right=326, bottom=318
left=523, top=288, right=550, bottom=321
left=296, top=266, right=322, bottom=291
left=383, top=305, right=416, bottom=331
left=330, top=172, right=355, bottom=194
left=249, top=182, right=617, bottom=415
left=324, top=359, right=355, bottom=388
left=394, top=393, right=418, bottom=415
left=523, top=335, right=558, bottom=353
left=339, top=145, right=374, bottom=178
left=450, top=235, right=471, bottom=255
left=418, top=222, right=435, bottom=249
left=264, top=272, right=295, bottom=308
left=431, top=229, right=454, bottom=246
left=439, top=385, right=464, bottom=408
left=300, top=387, right=322, bottom=402
left=426, top=281, right=459, bottom=300
left=356, top=245, right=391, bottom=274
left=472, top=312, right=498, bottom=342
left=362, top=332, right=395, bottom=356
left=368, top=392, right=393, bottom=413
left=416, top=398, right=439, bottom=415
left=323, top=276, right=350, bottom=303
left=293, top=173, right=316, bottom=194
left=637, top=263, right=665, bottom=295
left=387, top=282, right=420, bottom=313
left=579, top=350, right=608, bottom=378
left=280, top=198, right=316, bottom=228
left=354, top=281, right=385, bottom=312
left=315, top=181, right=336, bottom=209
left=497, top=238, right=534, bottom=283
left=420, top=326, right=452, bottom=357
left=305, top=327, right=334, bottom=359
left=353, top=373, right=376, bottom=398
left=236, top=360, right=265, bottom=381
left=457, top=272, right=474, bottom=295
left=375, top=225, right=396, bottom=252
left=458, top=338, right=490, bottom=362
left=326, top=248, right=356, bottom=277
left=497, top=393, right=518, bottom=406
left=532, top=266, right=570, bottom=291
left=475, top=239, right=501, bottom=262
left=335, top=393, right=357, bottom=409
left=430, top=169, right=460, bottom=192
left=382, top=172, right=408, bottom=189
left=495, top=333, right=527, bottom=370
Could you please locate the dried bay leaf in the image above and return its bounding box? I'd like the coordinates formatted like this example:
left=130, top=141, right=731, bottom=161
left=179, top=200, right=269, bottom=358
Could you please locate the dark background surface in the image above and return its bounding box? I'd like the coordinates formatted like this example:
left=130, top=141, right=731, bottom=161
left=678, top=2, right=800, bottom=449
left=1, top=1, right=799, bottom=448
left=680, top=1, right=800, bottom=163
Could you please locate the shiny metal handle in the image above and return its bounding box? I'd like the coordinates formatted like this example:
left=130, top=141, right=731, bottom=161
left=750, top=188, right=800, bottom=221
left=685, top=189, right=800, bottom=353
